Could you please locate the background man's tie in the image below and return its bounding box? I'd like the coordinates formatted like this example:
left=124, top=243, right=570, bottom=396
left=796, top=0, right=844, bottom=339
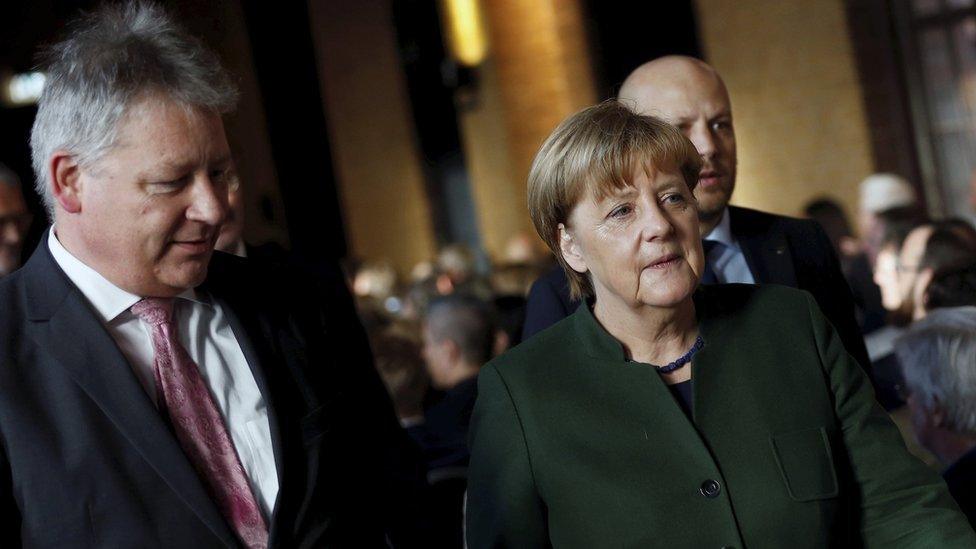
left=701, top=239, right=722, bottom=285
left=132, top=298, right=269, bottom=549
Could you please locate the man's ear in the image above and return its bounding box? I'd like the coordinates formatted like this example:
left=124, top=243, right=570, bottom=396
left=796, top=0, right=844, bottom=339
left=49, top=151, right=83, bottom=214
left=558, top=223, right=588, bottom=274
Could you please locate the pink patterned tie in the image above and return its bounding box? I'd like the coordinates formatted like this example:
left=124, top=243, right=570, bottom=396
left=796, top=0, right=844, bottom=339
left=131, top=298, right=269, bottom=549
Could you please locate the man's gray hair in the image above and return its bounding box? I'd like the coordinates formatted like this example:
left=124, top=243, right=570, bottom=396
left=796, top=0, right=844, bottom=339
left=29, top=2, right=239, bottom=218
left=0, top=162, right=22, bottom=189
left=895, top=306, right=976, bottom=433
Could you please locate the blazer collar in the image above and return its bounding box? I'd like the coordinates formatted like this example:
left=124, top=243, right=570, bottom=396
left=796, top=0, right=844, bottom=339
left=23, top=235, right=243, bottom=548
left=570, top=289, right=716, bottom=363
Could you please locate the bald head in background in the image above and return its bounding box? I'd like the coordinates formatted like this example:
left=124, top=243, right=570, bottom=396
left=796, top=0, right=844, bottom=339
left=619, top=56, right=737, bottom=234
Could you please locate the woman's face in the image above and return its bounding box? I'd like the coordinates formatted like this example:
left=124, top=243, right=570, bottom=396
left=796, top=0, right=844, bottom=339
left=873, top=244, right=903, bottom=311
left=560, top=166, right=704, bottom=311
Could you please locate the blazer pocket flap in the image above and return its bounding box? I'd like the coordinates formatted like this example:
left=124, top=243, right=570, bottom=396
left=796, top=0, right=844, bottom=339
left=769, top=427, right=839, bottom=502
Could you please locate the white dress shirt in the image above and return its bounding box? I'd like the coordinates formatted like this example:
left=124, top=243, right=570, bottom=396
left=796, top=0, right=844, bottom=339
left=48, top=230, right=279, bottom=518
left=703, top=208, right=756, bottom=284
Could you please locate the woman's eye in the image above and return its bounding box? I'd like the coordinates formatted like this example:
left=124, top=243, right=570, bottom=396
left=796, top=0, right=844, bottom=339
left=609, top=205, right=633, bottom=218
left=663, top=193, right=686, bottom=205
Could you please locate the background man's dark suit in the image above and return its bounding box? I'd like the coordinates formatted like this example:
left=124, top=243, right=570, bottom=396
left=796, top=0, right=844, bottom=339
left=0, top=241, right=425, bottom=547
left=523, top=205, right=871, bottom=370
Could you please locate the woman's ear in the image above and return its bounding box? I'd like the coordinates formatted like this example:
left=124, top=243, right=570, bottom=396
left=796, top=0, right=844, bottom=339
left=558, top=223, right=588, bottom=274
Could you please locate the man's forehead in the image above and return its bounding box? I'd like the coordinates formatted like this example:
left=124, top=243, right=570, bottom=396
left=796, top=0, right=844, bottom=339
left=622, top=66, right=731, bottom=119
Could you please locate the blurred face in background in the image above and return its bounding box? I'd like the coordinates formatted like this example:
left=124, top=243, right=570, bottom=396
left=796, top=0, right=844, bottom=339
left=421, top=323, right=453, bottom=390
left=897, top=225, right=934, bottom=316
left=215, top=179, right=244, bottom=256
left=873, top=243, right=902, bottom=311
left=0, top=182, right=30, bottom=276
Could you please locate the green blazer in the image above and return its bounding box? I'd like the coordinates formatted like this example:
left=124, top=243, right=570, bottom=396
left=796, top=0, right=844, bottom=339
left=466, top=284, right=975, bottom=548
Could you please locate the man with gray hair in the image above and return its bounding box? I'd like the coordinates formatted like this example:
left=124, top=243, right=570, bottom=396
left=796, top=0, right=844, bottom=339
left=0, top=3, right=422, bottom=547
left=0, top=162, right=30, bottom=276
left=895, top=307, right=976, bottom=527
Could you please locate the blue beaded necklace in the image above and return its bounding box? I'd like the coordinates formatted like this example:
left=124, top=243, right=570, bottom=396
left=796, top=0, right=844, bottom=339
left=652, top=335, right=704, bottom=374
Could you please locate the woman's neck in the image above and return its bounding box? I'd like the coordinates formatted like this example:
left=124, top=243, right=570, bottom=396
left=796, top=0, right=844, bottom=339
left=593, top=294, right=698, bottom=367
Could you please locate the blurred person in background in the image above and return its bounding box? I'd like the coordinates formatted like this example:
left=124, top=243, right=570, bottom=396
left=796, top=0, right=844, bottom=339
left=467, top=101, right=974, bottom=547
left=804, top=197, right=885, bottom=334
left=372, top=328, right=429, bottom=431
left=859, top=173, right=918, bottom=266
left=899, top=220, right=976, bottom=321
left=418, top=294, right=495, bottom=548
left=925, top=261, right=976, bottom=312
left=419, top=294, right=493, bottom=470
left=522, top=56, right=870, bottom=376
left=0, top=162, right=31, bottom=276
left=214, top=176, right=246, bottom=257
left=895, top=307, right=976, bottom=527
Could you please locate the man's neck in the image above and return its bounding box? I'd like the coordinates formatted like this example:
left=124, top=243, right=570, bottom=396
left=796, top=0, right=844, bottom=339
left=699, top=207, right=727, bottom=237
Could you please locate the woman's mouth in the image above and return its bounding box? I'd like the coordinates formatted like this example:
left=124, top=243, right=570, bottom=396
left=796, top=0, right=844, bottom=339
left=647, top=254, right=680, bottom=269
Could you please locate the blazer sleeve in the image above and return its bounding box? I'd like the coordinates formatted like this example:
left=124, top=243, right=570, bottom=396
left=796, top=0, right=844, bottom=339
left=805, top=292, right=976, bottom=546
left=466, top=363, right=549, bottom=547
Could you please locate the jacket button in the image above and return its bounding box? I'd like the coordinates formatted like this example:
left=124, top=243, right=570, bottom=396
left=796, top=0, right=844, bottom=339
left=700, top=479, right=721, bottom=498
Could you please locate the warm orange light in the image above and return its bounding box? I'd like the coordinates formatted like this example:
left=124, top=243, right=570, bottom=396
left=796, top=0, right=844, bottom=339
left=439, top=0, right=488, bottom=67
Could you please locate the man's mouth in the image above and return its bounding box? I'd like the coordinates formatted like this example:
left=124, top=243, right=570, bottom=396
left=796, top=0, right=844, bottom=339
left=698, top=170, right=723, bottom=188
left=171, top=236, right=214, bottom=254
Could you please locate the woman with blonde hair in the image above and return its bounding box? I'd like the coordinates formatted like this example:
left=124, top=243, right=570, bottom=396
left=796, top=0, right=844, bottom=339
left=465, top=101, right=974, bottom=547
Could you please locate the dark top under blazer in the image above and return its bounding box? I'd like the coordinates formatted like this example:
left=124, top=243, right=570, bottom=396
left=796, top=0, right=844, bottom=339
left=522, top=205, right=871, bottom=371
left=0, top=238, right=425, bottom=548
left=468, top=284, right=975, bottom=548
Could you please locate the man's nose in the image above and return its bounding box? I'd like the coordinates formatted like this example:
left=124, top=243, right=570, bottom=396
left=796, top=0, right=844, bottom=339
left=187, top=176, right=229, bottom=226
left=687, top=123, right=718, bottom=159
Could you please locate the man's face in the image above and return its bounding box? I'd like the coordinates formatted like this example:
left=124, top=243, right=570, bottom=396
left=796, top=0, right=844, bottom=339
left=0, top=183, right=30, bottom=275
left=421, top=323, right=454, bottom=390
left=622, top=68, right=737, bottom=225
left=68, top=96, right=232, bottom=296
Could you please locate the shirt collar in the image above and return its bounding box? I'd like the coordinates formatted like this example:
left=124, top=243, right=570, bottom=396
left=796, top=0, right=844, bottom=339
left=703, top=207, right=738, bottom=250
left=47, top=228, right=208, bottom=324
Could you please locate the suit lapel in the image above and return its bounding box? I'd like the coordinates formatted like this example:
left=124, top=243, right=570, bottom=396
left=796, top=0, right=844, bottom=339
left=24, top=242, right=238, bottom=548
left=729, top=206, right=798, bottom=287
left=212, top=292, right=286, bottom=516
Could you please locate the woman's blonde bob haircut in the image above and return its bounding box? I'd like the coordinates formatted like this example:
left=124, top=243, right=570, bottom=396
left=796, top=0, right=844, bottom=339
left=527, top=100, right=702, bottom=300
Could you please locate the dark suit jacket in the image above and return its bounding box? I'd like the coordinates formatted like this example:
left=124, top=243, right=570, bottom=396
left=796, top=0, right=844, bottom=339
left=0, top=240, right=424, bottom=547
left=522, top=205, right=871, bottom=371
left=468, top=284, right=975, bottom=547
